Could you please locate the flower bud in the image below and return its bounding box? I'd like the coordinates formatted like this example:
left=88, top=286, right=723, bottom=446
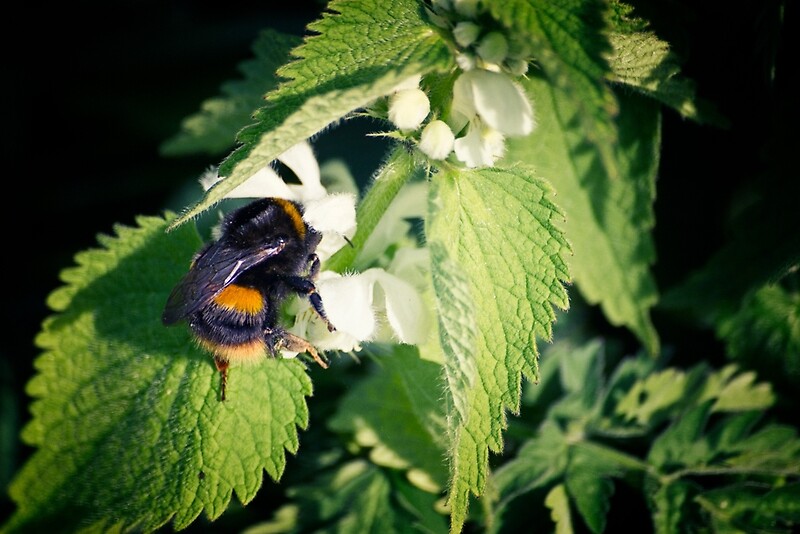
left=506, top=58, right=529, bottom=76
left=419, top=120, right=455, bottom=160
left=453, top=21, right=481, bottom=47
left=453, top=0, right=478, bottom=17
left=388, top=88, right=430, bottom=131
left=476, top=31, right=508, bottom=65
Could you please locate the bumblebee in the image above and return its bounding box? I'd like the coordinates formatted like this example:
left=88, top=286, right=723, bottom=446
left=162, top=197, right=334, bottom=401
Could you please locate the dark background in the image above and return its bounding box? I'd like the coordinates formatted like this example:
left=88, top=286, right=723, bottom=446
left=2, top=0, right=796, bottom=528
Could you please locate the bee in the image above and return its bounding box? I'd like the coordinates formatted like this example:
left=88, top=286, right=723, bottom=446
left=162, top=197, right=334, bottom=401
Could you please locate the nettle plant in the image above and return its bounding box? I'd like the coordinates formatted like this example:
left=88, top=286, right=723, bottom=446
left=5, top=1, right=799, bottom=533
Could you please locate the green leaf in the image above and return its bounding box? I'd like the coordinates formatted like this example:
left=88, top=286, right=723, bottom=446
left=647, top=402, right=713, bottom=470
left=284, top=460, right=400, bottom=533
left=487, top=0, right=621, bottom=180
left=544, top=484, right=574, bottom=534
left=650, top=480, right=697, bottom=534
left=170, top=0, right=452, bottom=228
left=615, top=368, right=688, bottom=426
left=270, top=460, right=447, bottom=533
left=428, top=242, right=477, bottom=425
left=160, top=29, right=302, bottom=157
left=699, top=364, right=775, bottom=412
left=551, top=339, right=606, bottom=419
left=565, top=444, right=620, bottom=534
left=5, top=215, right=314, bottom=533
left=699, top=483, right=800, bottom=532
left=724, top=423, right=800, bottom=473
left=427, top=166, right=571, bottom=531
left=716, top=283, right=800, bottom=385
left=492, top=421, right=569, bottom=507
left=328, top=346, right=448, bottom=492
left=507, top=78, right=660, bottom=355
left=602, top=3, right=710, bottom=124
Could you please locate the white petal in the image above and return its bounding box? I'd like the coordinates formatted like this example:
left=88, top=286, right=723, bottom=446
left=372, top=270, right=429, bottom=344
left=198, top=167, right=220, bottom=191
left=223, top=166, right=297, bottom=199
left=317, top=273, right=377, bottom=341
left=286, top=299, right=362, bottom=353
left=279, top=141, right=327, bottom=201
left=302, top=193, right=357, bottom=237
left=454, top=123, right=503, bottom=168
left=461, top=69, right=534, bottom=136
left=452, top=72, right=478, bottom=123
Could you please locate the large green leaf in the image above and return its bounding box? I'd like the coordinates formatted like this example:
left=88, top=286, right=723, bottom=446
left=427, top=166, right=571, bottom=531
left=507, top=77, right=660, bottom=355
left=170, top=0, right=452, bottom=228
left=4, top=215, right=315, bottom=532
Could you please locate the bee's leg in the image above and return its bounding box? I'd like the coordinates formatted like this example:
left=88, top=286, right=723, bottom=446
left=307, top=253, right=321, bottom=278
left=213, top=356, right=229, bottom=402
left=276, top=331, right=329, bottom=369
left=281, top=275, right=335, bottom=332
left=308, top=292, right=335, bottom=332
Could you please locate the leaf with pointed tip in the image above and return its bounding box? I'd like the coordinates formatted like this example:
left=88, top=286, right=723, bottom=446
left=427, top=166, right=571, bottom=531
left=507, top=77, right=660, bottom=355
left=602, top=2, right=714, bottom=124
left=545, top=484, right=574, bottom=534
left=170, top=0, right=452, bottom=229
left=4, top=215, right=314, bottom=533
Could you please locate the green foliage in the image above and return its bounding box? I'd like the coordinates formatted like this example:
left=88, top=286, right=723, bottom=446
left=4, top=216, right=317, bottom=533
left=427, top=166, right=570, bottom=530
left=491, top=342, right=800, bottom=533
left=169, top=0, right=452, bottom=228
left=5, top=0, right=798, bottom=533
left=506, top=78, right=660, bottom=355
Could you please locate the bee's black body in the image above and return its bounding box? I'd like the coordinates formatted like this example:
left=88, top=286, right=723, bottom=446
left=163, top=197, right=332, bottom=400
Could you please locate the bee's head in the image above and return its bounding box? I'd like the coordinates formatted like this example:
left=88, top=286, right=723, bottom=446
left=222, top=197, right=309, bottom=251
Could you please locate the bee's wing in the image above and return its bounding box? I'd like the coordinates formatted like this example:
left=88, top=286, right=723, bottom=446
left=161, top=240, right=285, bottom=325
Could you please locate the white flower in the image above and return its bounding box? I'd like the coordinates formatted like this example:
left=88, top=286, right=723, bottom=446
left=286, top=262, right=430, bottom=354
left=453, top=121, right=506, bottom=168
left=452, top=69, right=534, bottom=136
left=419, top=120, right=455, bottom=160
left=388, top=88, right=431, bottom=131
left=302, top=193, right=357, bottom=261
left=201, top=141, right=328, bottom=202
